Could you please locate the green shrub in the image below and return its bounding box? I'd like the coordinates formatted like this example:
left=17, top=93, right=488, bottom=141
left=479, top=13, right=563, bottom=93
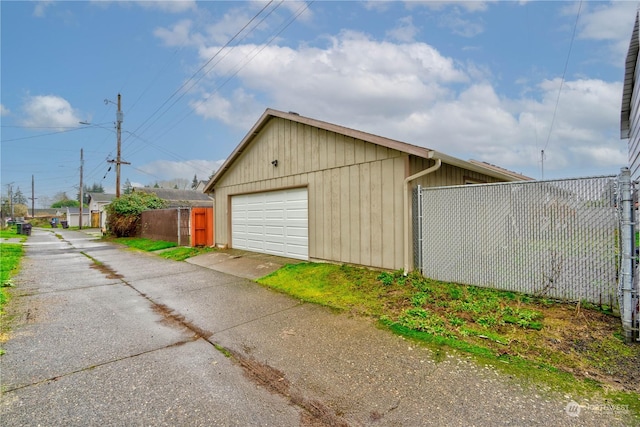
left=105, top=192, right=166, bottom=237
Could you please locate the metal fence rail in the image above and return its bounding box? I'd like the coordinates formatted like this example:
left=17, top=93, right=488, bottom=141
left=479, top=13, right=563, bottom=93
left=416, top=175, right=619, bottom=307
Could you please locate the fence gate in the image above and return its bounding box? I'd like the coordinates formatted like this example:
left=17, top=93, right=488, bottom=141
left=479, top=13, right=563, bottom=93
left=414, top=169, right=639, bottom=341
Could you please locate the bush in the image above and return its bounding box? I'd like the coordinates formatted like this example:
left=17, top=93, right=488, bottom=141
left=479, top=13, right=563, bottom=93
left=105, top=192, right=166, bottom=237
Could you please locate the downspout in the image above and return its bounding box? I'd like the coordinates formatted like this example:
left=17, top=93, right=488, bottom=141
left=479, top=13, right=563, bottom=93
left=404, top=157, right=442, bottom=274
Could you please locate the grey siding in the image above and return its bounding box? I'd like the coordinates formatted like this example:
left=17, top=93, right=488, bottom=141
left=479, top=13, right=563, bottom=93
left=630, top=50, right=640, bottom=180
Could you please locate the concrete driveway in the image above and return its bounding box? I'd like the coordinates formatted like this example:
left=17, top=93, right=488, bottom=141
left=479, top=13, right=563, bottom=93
left=0, top=228, right=633, bottom=426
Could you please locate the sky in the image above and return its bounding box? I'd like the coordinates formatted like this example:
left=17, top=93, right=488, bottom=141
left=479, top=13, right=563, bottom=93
left=1, top=0, right=639, bottom=208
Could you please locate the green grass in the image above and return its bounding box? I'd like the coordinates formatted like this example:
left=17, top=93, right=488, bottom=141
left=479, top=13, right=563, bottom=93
left=158, top=246, right=215, bottom=261
left=0, top=243, right=23, bottom=307
left=0, top=226, right=24, bottom=240
left=113, top=237, right=178, bottom=252
left=0, top=237, right=25, bottom=354
left=257, top=263, right=640, bottom=421
left=1, top=226, right=24, bottom=305
left=110, top=237, right=215, bottom=261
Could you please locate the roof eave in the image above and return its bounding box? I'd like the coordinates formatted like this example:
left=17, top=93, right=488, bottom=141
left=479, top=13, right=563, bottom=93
left=621, top=12, right=639, bottom=139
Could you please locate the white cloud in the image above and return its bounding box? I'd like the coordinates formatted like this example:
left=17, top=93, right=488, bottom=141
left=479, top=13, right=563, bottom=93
left=438, top=12, right=485, bottom=38
left=576, top=1, right=638, bottom=61
left=174, top=14, right=625, bottom=179
left=21, top=95, right=82, bottom=129
left=137, top=159, right=225, bottom=181
left=387, top=16, right=420, bottom=42
left=33, top=1, right=53, bottom=17
left=0, top=104, right=10, bottom=116
left=154, top=19, right=202, bottom=47
left=190, top=89, right=261, bottom=130
left=136, top=0, right=196, bottom=13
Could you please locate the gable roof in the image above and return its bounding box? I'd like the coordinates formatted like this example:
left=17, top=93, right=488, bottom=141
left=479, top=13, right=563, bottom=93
left=204, top=108, right=523, bottom=193
left=88, top=193, right=117, bottom=203
left=621, top=12, right=639, bottom=139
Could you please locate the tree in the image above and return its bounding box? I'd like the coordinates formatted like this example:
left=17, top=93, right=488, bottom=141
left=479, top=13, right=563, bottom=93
left=52, top=192, right=70, bottom=204
left=78, top=183, right=104, bottom=205
left=13, top=204, right=28, bottom=218
left=191, top=174, right=198, bottom=190
left=13, top=187, right=27, bottom=205
left=123, top=179, right=133, bottom=195
left=105, top=192, right=166, bottom=237
left=1, top=197, right=10, bottom=218
left=51, top=199, right=80, bottom=208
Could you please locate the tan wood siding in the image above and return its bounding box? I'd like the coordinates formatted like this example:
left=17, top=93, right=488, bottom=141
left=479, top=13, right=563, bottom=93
left=410, top=157, right=503, bottom=187
left=214, top=116, right=510, bottom=270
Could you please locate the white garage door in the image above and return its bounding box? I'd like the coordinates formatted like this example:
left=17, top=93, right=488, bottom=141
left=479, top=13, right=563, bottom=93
left=231, top=188, right=308, bottom=260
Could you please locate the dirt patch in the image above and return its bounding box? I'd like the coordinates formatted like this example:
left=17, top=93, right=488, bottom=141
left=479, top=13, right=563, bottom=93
left=150, top=301, right=214, bottom=340
left=228, top=348, right=350, bottom=427
left=536, top=304, right=640, bottom=392
left=89, top=262, right=124, bottom=280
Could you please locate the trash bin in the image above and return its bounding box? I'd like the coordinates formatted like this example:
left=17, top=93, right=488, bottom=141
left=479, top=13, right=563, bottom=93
left=22, top=223, right=32, bottom=236
left=16, top=222, right=23, bottom=234
left=51, top=218, right=58, bottom=228
left=61, top=220, right=68, bottom=229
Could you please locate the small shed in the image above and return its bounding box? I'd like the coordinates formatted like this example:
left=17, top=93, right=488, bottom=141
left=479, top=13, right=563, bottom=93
left=204, top=108, right=524, bottom=271
left=87, top=193, right=116, bottom=230
left=65, top=207, right=91, bottom=228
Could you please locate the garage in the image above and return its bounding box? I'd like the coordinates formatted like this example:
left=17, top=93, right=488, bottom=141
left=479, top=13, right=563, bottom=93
left=231, top=187, right=308, bottom=260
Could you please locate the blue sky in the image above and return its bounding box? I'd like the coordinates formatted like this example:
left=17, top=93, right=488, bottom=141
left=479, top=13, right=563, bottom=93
left=1, top=0, right=638, bottom=207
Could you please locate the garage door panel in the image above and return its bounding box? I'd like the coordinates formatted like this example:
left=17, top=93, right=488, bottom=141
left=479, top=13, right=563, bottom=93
left=232, top=188, right=308, bottom=260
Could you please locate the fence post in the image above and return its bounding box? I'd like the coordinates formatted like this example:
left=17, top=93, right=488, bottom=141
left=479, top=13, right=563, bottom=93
left=413, top=185, right=423, bottom=273
left=619, top=167, right=635, bottom=342
left=177, top=208, right=181, bottom=246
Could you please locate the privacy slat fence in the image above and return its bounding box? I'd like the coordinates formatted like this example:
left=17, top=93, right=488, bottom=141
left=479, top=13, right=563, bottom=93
left=415, top=170, right=640, bottom=341
left=414, top=175, right=619, bottom=306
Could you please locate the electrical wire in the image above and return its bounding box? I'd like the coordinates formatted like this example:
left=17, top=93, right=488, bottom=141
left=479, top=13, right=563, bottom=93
left=129, top=1, right=276, bottom=142
left=543, top=0, right=582, bottom=152
left=142, top=1, right=312, bottom=147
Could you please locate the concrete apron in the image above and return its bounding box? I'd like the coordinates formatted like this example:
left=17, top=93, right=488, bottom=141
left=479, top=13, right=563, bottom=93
left=186, top=248, right=303, bottom=280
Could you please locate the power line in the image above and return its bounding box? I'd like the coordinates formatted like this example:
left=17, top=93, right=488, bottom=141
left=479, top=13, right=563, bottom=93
left=543, top=0, right=582, bottom=153
left=146, top=1, right=312, bottom=144
left=130, top=1, right=276, bottom=142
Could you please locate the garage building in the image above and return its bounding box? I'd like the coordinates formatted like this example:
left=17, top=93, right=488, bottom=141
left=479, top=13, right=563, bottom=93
left=204, top=109, right=524, bottom=271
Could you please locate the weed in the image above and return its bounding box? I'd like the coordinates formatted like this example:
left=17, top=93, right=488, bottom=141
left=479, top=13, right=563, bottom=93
left=159, top=246, right=215, bottom=261
left=256, top=261, right=640, bottom=420
left=377, top=272, right=395, bottom=286
left=214, top=343, right=232, bottom=358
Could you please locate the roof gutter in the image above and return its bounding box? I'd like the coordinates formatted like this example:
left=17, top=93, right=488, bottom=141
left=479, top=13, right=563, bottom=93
left=403, top=156, right=441, bottom=274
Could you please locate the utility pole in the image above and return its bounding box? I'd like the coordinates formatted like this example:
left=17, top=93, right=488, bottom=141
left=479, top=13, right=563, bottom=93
left=101, top=94, right=129, bottom=197
left=79, top=148, right=84, bottom=229
left=116, top=94, right=122, bottom=198
left=9, top=183, right=14, bottom=219
left=541, top=150, right=545, bottom=180
left=30, top=175, right=37, bottom=218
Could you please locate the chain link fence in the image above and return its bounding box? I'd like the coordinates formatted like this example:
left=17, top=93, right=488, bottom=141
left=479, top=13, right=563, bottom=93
left=415, top=175, right=619, bottom=307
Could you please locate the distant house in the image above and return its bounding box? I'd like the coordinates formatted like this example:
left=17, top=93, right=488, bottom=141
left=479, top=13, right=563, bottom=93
left=65, top=207, right=91, bottom=228
left=88, top=193, right=116, bottom=230
left=204, top=108, right=524, bottom=269
left=132, top=187, right=213, bottom=207
left=621, top=12, right=640, bottom=180
left=194, top=180, right=209, bottom=192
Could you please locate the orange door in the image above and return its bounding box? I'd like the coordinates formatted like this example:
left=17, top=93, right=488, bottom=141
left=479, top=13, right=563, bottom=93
left=191, top=208, right=213, bottom=247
